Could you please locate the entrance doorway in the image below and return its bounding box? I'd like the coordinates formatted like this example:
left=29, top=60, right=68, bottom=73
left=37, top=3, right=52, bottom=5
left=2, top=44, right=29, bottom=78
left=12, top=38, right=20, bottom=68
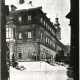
left=18, top=53, right=22, bottom=59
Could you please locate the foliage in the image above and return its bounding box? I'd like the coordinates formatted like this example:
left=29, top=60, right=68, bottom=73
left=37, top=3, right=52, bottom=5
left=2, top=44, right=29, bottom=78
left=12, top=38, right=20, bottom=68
left=55, top=50, right=70, bottom=64
left=55, top=50, right=65, bottom=62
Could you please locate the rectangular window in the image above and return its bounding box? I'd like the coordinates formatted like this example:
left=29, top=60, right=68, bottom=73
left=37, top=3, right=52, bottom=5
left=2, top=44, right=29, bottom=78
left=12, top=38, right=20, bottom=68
left=28, top=16, right=31, bottom=20
left=52, top=41, right=55, bottom=48
left=44, top=21, right=45, bottom=25
left=48, top=25, right=50, bottom=30
left=28, top=32, right=31, bottom=38
left=19, top=33, right=22, bottom=39
left=41, top=34, right=43, bottom=39
left=46, top=37, right=47, bottom=43
left=46, top=23, right=47, bottom=28
left=6, top=27, right=11, bottom=38
left=40, top=18, right=43, bottom=22
left=6, top=28, right=9, bottom=38
left=52, top=30, right=55, bottom=36
left=50, top=27, right=52, bottom=31
left=18, top=16, right=22, bottom=21
left=50, top=40, right=52, bottom=45
left=48, top=38, right=49, bottom=44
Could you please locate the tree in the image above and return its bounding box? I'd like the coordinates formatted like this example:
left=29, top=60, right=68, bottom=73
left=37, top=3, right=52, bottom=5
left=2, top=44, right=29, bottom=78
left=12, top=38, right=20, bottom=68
left=55, top=50, right=65, bottom=63
left=55, top=54, right=60, bottom=63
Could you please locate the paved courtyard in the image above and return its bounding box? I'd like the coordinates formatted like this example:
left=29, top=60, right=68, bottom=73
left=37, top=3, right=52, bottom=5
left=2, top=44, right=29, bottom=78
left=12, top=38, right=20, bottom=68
left=10, top=62, right=71, bottom=80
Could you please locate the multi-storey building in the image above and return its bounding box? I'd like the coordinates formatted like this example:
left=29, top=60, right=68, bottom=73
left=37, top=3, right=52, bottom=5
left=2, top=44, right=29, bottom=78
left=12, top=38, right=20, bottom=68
left=6, top=2, right=67, bottom=63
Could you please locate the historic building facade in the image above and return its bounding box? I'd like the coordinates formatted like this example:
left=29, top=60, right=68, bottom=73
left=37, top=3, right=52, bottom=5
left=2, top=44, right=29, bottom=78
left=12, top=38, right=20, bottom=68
left=6, top=3, right=67, bottom=63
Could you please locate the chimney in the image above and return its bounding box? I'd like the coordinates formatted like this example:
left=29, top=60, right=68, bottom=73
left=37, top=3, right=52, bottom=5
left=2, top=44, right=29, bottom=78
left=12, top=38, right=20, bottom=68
left=49, top=18, right=50, bottom=20
left=10, top=5, right=17, bottom=11
left=19, top=0, right=25, bottom=4
left=44, top=13, right=47, bottom=15
left=38, top=6, right=42, bottom=9
left=28, top=1, right=32, bottom=6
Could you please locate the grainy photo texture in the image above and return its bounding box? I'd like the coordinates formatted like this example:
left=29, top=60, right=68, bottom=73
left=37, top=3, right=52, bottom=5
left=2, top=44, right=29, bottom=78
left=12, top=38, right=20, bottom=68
left=1, top=0, right=79, bottom=80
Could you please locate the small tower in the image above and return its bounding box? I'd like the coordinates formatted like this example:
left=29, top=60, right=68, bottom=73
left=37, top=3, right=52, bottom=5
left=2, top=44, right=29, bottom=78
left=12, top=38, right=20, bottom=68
left=54, top=14, right=61, bottom=40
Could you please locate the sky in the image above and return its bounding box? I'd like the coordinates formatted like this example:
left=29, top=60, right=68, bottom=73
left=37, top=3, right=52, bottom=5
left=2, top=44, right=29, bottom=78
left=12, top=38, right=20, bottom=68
left=5, top=0, right=70, bottom=45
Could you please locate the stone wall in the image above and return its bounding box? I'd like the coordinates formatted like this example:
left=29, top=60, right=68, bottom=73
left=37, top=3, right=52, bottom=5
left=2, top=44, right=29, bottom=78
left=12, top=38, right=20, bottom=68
left=40, top=44, right=56, bottom=63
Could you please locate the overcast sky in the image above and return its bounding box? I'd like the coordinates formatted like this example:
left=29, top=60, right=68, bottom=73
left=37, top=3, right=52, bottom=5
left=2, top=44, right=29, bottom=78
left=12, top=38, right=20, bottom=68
left=5, top=0, right=70, bottom=45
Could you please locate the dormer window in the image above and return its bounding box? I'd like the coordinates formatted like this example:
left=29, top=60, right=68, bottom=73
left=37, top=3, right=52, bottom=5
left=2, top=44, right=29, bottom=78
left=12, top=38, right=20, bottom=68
left=28, top=15, right=31, bottom=20
left=18, top=16, right=22, bottom=21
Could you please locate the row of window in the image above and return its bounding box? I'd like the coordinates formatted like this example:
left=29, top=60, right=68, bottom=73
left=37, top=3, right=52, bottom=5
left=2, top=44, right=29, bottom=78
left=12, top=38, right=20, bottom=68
left=40, top=33, right=55, bottom=48
left=19, top=32, right=32, bottom=39
left=40, top=18, right=55, bottom=36
left=46, top=36, right=55, bottom=48
left=18, top=52, right=53, bottom=60
left=18, top=15, right=31, bottom=22
left=18, top=16, right=55, bottom=36
left=6, top=27, right=55, bottom=48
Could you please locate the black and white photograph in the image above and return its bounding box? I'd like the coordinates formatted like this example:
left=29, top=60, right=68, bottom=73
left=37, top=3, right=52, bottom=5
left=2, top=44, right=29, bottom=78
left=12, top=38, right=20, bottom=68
left=1, top=0, right=79, bottom=80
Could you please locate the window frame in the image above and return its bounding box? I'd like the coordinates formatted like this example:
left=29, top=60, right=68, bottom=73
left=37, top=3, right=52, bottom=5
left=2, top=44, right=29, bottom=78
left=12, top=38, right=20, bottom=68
left=46, top=37, right=48, bottom=43
left=28, top=15, right=31, bottom=21
left=50, top=40, right=52, bottom=45
left=18, top=16, right=22, bottom=22
left=40, top=17, right=43, bottom=23
left=41, top=33, right=43, bottom=40
left=28, top=32, right=32, bottom=39
left=44, top=20, right=45, bottom=25
left=19, top=33, right=22, bottom=39
left=6, top=27, right=10, bottom=39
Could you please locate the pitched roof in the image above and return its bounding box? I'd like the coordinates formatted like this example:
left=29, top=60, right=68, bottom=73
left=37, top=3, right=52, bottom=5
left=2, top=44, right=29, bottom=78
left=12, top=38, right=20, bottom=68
left=13, top=2, right=36, bottom=11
